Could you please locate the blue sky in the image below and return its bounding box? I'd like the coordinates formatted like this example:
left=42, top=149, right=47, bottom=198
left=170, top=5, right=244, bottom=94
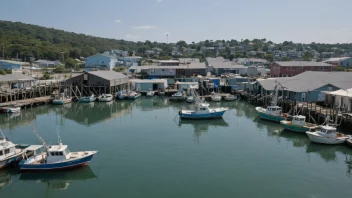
left=1, top=0, right=351, bottom=44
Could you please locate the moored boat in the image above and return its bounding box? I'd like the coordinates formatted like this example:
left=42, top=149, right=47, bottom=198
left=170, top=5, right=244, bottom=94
left=186, top=96, right=195, bottom=103
left=6, top=107, right=21, bottom=113
left=127, top=91, right=141, bottom=100
left=179, top=102, right=228, bottom=119
left=255, top=106, right=286, bottom=122
left=170, top=91, right=185, bottom=102
left=346, top=139, right=352, bottom=147
left=306, top=125, right=349, bottom=145
left=280, top=115, right=319, bottom=133
left=146, top=89, right=155, bottom=97
left=53, top=93, right=72, bottom=105
left=98, top=94, right=113, bottom=102
left=0, top=129, right=28, bottom=169
left=224, top=94, right=237, bottom=101
left=211, top=92, right=222, bottom=102
left=116, top=89, right=128, bottom=100
left=79, top=95, right=96, bottom=103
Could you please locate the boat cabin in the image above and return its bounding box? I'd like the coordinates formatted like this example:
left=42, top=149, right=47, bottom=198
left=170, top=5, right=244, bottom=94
left=292, top=115, right=306, bottom=126
left=265, top=106, right=282, bottom=116
left=23, top=145, right=46, bottom=159
left=195, top=103, right=212, bottom=113
left=0, top=138, right=17, bottom=161
left=47, top=144, right=71, bottom=163
left=320, top=126, right=337, bottom=134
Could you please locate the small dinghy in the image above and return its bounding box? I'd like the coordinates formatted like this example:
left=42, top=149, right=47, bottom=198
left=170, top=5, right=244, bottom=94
left=146, top=89, right=155, bottom=97
left=170, top=91, right=185, bottom=102
left=211, top=92, right=222, bottom=102
left=116, top=89, right=128, bottom=100
left=98, top=94, right=113, bottom=102
left=127, top=91, right=141, bottom=100
left=224, top=94, right=237, bottom=101
left=79, top=95, right=96, bottom=103
left=53, top=93, right=72, bottom=105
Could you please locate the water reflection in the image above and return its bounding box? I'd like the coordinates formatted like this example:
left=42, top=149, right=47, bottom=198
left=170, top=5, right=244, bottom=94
left=19, top=166, right=97, bottom=191
left=0, top=171, right=14, bottom=190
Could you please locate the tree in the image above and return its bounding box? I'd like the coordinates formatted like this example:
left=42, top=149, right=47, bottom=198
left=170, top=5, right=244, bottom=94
left=264, top=54, right=274, bottom=62
left=65, top=58, right=78, bottom=70
left=302, top=52, right=313, bottom=61
left=176, top=40, right=188, bottom=48
left=282, top=57, right=291, bottom=61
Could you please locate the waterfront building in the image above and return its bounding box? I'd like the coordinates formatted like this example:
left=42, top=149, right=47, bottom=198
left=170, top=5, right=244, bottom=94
left=257, top=71, right=352, bottom=102
left=324, top=88, right=352, bottom=112
left=84, top=54, right=118, bottom=70
left=323, top=57, right=352, bottom=67
left=0, top=60, right=30, bottom=71
left=0, top=73, right=35, bottom=91
left=140, top=63, right=207, bottom=78
left=118, top=56, right=142, bottom=66
left=270, top=61, right=334, bottom=77
left=206, top=57, right=247, bottom=76
left=34, top=60, right=61, bottom=67
left=130, top=79, right=168, bottom=92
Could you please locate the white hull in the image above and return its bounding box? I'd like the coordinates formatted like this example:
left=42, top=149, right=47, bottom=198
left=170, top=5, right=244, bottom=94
left=224, top=95, right=237, bottom=101
left=146, top=92, right=154, bottom=97
left=98, top=97, right=113, bottom=102
left=7, top=107, right=21, bottom=113
left=212, top=97, right=222, bottom=102
left=306, top=132, right=348, bottom=144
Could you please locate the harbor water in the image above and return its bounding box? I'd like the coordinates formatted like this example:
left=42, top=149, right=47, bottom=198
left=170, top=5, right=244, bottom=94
left=0, top=98, right=352, bottom=198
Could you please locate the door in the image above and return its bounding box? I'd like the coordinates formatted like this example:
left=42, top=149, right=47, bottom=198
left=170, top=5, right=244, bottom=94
left=301, top=93, right=306, bottom=101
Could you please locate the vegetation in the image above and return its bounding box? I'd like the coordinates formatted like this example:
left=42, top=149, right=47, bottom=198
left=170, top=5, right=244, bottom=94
left=333, top=66, right=346, bottom=71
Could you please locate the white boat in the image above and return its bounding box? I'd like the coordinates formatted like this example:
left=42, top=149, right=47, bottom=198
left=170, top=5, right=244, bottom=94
left=280, top=115, right=319, bottom=133
left=211, top=92, right=222, bottom=102
left=116, top=90, right=128, bottom=100
left=170, top=91, right=185, bottom=102
left=98, top=94, right=113, bottom=102
left=224, top=94, right=237, bottom=101
left=179, top=102, right=228, bottom=119
left=0, top=129, right=27, bottom=169
left=146, top=89, right=155, bottom=97
left=79, top=95, right=96, bottom=103
left=6, top=106, right=21, bottom=113
left=186, top=96, right=195, bottom=103
left=306, top=117, right=349, bottom=145
left=127, top=91, right=141, bottom=100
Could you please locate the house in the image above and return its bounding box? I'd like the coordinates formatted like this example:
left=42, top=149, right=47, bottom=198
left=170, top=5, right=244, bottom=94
left=323, top=57, right=352, bottom=67
left=324, top=89, right=352, bottom=112
left=0, top=60, right=30, bottom=71
left=321, top=52, right=334, bottom=58
left=257, top=71, right=352, bottom=102
left=118, top=56, right=142, bottom=66
left=175, top=81, right=199, bottom=91
left=34, top=60, right=61, bottom=67
left=206, top=57, right=247, bottom=76
left=65, top=71, right=129, bottom=94
left=234, top=58, right=268, bottom=66
left=0, top=73, right=35, bottom=91
left=270, top=61, right=334, bottom=77
left=158, top=60, right=180, bottom=66
left=130, top=79, right=168, bottom=92
left=140, top=63, right=207, bottom=78
left=84, top=54, right=118, bottom=70
left=179, top=58, right=200, bottom=64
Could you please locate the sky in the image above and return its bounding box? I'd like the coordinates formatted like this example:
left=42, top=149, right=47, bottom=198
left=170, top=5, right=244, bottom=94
left=1, top=0, right=352, bottom=44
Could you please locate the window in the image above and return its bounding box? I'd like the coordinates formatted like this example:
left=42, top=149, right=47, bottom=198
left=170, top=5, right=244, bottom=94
left=51, top=152, right=55, bottom=156
left=55, top=152, right=59, bottom=156
left=58, top=152, right=63, bottom=156
left=0, top=150, right=3, bottom=156
left=102, top=61, right=104, bottom=64
left=64, top=148, right=70, bottom=155
left=4, top=149, right=10, bottom=155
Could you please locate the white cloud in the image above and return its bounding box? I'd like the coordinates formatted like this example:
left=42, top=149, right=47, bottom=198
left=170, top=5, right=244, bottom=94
left=115, top=19, right=121, bottom=23
left=156, top=0, right=164, bottom=2
left=125, top=34, right=139, bottom=39
left=134, top=26, right=157, bottom=29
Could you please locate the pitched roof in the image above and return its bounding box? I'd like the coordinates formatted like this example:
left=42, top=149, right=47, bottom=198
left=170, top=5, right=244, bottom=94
left=87, top=53, right=117, bottom=59
left=258, top=71, right=352, bottom=92
left=323, top=57, right=352, bottom=62
left=0, top=73, right=35, bottom=82
left=179, top=58, right=200, bottom=63
left=275, top=61, right=333, bottom=67
left=88, top=71, right=128, bottom=80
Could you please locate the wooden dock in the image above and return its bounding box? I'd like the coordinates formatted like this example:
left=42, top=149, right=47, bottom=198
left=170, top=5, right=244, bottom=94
left=0, top=96, right=52, bottom=108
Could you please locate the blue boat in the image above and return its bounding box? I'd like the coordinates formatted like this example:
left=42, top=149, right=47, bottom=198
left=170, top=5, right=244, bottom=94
left=79, top=95, right=96, bottom=103
left=53, top=93, right=72, bottom=105
left=19, top=128, right=97, bottom=171
left=179, top=103, right=228, bottom=119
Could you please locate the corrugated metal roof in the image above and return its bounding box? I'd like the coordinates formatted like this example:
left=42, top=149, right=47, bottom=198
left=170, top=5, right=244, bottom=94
left=323, top=57, right=351, bottom=62
left=0, top=73, right=35, bottom=82
left=275, top=61, right=333, bottom=67
left=258, top=71, right=352, bottom=92
left=88, top=71, right=128, bottom=80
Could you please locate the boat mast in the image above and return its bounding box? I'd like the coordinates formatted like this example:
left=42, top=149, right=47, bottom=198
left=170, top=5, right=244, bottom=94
left=0, top=128, right=6, bottom=141
left=32, top=124, right=51, bottom=152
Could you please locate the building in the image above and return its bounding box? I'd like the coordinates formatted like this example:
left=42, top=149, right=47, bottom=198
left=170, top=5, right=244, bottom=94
left=140, top=63, right=207, bottom=78
left=234, top=58, right=268, bottom=66
left=158, top=60, right=180, bottom=66
left=118, top=56, right=142, bottom=66
left=0, top=73, right=35, bottom=91
left=0, top=60, right=31, bottom=71
left=65, top=71, right=129, bottom=94
left=257, top=71, right=352, bottom=102
left=34, top=60, right=61, bottom=67
left=270, top=61, right=334, bottom=77
left=179, top=58, right=200, bottom=64
left=324, top=89, right=352, bottom=112
left=323, top=57, right=352, bottom=67
left=206, top=57, right=247, bottom=76
left=321, top=52, right=335, bottom=58
left=130, top=79, right=168, bottom=92
left=84, top=54, right=118, bottom=70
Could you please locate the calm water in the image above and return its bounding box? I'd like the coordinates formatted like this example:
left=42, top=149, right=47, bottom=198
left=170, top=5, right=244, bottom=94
left=0, top=98, right=352, bottom=198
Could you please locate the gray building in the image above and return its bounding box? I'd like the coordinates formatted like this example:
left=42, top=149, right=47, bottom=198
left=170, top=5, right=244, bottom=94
left=140, top=62, right=207, bottom=78
left=257, top=71, right=352, bottom=102
left=206, top=57, right=247, bottom=76
left=0, top=73, right=35, bottom=91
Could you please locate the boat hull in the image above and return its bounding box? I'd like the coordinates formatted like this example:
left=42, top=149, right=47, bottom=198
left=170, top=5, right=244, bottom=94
left=53, top=99, right=71, bottom=105
left=128, top=94, right=141, bottom=100
left=7, top=107, right=21, bottom=113
left=170, top=97, right=185, bottom=102
left=306, top=132, right=347, bottom=145
left=179, top=110, right=226, bottom=120
left=255, top=107, right=284, bottom=122
left=280, top=121, right=316, bottom=133
left=346, top=139, right=352, bottom=147
left=79, top=98, right=96, bottom=103
left=98, top=97, right=113, bottom=102
left=0, top=152, right=24, bottom=169
left=20, top=152, right=96, bottom=171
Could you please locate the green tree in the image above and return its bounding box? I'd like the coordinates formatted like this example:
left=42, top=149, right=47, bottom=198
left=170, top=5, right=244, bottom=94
left=264, top=54, right=274, bottom=62
left=282, top=57, right=291, bottom=61
left=302, top=52, right=313, bottom=61
left=0, top=69, right=6, bottom=75
left=65, top=58, right=78, bottom=70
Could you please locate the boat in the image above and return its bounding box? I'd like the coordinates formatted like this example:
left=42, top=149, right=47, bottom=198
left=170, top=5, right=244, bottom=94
left=346, top=139, right=352, bottom=147
left=255, top=82, right=286, bottom=122
left=170, top=91, right=185, bottom=102
left=306, top=116, right=349, bottom=145
left=280, top=115, right=319, bottom=133
left=97, top=94, right=113, bottom=102
left=158, top=90, right=165, bottom=96
left=224, top=94, right=238, bottom=101
left=53, top=93, right=72, bottom=105
left=186, top=96, right=195, bottom=103
left=19, top=127, right=97, bottom=171
left=211, top=92, right=222, bottom=102
left=116, top=89, right=128, bottom=100
left=178, top=88, right=228, bottom=119
left=0, top=129, right=28, bottom=169
left=179, top=102, right=228, bottom=119
left=6, top=106, right=21, bottom=113
left=146, top=89, right=155, bottom=97
left=127, top=91, right=141, bottom=100
left=79, top=95, right=96, bottom=103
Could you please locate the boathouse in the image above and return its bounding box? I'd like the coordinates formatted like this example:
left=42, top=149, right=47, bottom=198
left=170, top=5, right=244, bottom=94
left=257, top=71, right=352, bottom=102
left=64, top=71, right=129, bottom=95
left=130, top=79, right=168, bottom=92
left=324, top=89, right=352, bottom=113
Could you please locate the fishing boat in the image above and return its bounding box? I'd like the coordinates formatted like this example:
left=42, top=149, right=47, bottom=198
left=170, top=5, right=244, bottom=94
left=79, top=95, right=96, bottom=103
left=116, top=89, right=128, bottom=100
left=224, top=94, right=237, bottom=101
left=306, top=116, right=350, bottom=145
left=170, top=91, right=185, bottom=102
left=97, top=94, right=113, bottom=102
left=255, top=82, right=286, bottom=122
left=146, top=89, right=155, bottom=97
left=280, top=115, right=319, bottom=133
left=158, top=90, right=165, bottom=96
left=19, top=127, right=97, bottom=171
left=0, top=129, right=27, bottom=169
left=211, top=92, right=222, bottom=102
left=127, top=91, right=141, bottom=100
left=186, top=96, right=195, bottom=103
left=53, top=93, right=72, bottom=105
left=178, top=88, right=228, bottom=119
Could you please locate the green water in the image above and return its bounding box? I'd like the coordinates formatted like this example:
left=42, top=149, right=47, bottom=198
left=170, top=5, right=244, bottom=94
left=0, top=98, right=352, bottom=198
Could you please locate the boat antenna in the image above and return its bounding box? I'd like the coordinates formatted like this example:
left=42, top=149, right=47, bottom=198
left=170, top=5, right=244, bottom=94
left=0, top=128, right=6, bottom=141
left=56, top=127, right=62, bottom=147
left=32, top=124, right=50, bottom=151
